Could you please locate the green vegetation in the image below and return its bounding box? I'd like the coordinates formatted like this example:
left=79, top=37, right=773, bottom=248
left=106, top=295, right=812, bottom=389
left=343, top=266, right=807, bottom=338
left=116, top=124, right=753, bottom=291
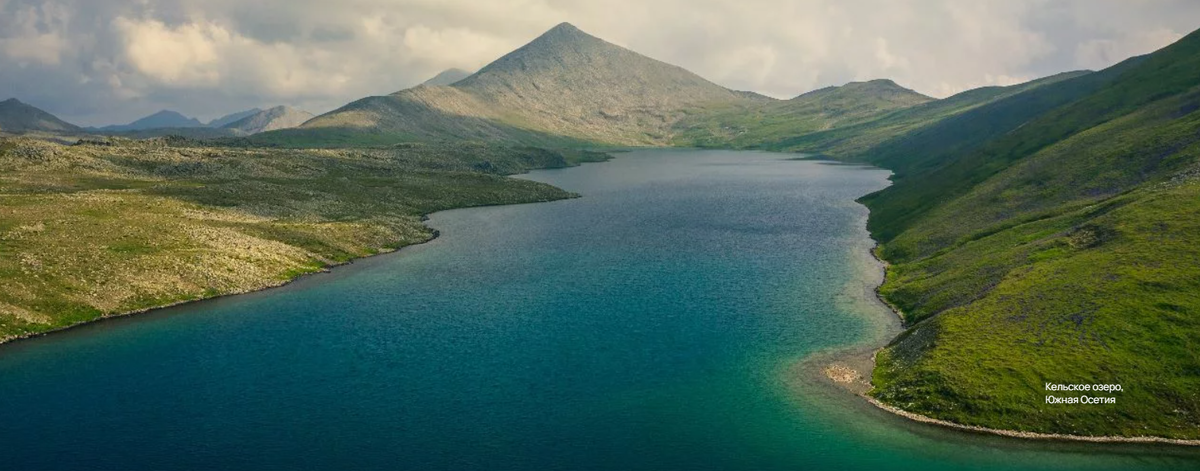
left=4, top=18, right=1200, bottom=441
left=669, top=72, right=1091, bottom=157
left=873, top=180, right=1200, bottom=438
left=670, top=79, right=932, bottom=148
left=766, top=71, right=1091, bottom=157
left=658, top=22, right=1200, bottom=440
left=856, top=30, right=1200, bottom=438
left=0, top=136, right=607, bottom=342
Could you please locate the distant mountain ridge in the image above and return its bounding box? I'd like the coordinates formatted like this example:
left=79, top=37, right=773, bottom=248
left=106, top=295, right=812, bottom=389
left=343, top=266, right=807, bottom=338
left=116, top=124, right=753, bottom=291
left=0, top=98, right=81, bottom=134
left=207, top=109, right=263, bottom=128
left=671, top=78, right=933, bottom=147
left=222, top=106, right=314, bottom=134
left=98, top=110, right=204, bottom=132
left=84, top=106, right=311, bottom=138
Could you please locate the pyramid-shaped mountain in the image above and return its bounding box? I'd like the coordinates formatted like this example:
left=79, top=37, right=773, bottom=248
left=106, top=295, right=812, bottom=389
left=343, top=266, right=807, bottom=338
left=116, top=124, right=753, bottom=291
left=0, top=99, right=81, bottom=134
left=302, top=23, right=767, bottom=145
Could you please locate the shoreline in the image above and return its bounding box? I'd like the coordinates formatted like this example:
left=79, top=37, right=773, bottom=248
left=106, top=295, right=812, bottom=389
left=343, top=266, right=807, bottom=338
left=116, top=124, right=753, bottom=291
left=822, top=235, right=1200, bottom=447
left=8, top=148, right=1195, bottom=447
left=0, top=191, right=586, bottom=350
left=0, top=229, right=438, bottom=349
left=0, top=142, right=609, bottom=350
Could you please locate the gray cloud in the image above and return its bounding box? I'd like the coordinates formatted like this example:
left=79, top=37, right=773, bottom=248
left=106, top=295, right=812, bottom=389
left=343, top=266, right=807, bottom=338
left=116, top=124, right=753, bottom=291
left=1, top=0, right=1197, bottom=126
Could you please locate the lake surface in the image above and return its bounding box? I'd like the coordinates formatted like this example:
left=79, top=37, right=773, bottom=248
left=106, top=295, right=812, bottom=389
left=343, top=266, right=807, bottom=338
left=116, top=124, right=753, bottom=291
left=2, top=149, right=1197, bottom=470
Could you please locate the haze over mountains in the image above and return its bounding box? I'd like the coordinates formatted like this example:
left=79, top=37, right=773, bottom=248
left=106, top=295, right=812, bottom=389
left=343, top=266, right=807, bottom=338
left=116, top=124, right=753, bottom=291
left=96, top=110, right=205, bottom=132
left=0, top=101, right=314, bottom=138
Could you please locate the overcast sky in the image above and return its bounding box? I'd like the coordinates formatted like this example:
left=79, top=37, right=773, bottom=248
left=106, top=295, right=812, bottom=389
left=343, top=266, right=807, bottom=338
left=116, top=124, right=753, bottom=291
left=2, top=0, right=1198, bottom=126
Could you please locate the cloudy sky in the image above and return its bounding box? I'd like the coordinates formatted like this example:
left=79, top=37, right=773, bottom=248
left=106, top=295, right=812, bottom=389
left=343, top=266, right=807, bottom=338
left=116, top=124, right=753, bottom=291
left=2, top=0, right=1198, bottom=126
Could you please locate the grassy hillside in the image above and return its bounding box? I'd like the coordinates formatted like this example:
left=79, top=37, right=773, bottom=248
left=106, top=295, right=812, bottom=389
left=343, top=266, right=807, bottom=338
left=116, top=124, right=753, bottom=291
left=670, top=79, right=932, bottom=148
left=862, top=28, right=1200, bottom=438
left=858, top=56, right=1155, bottom=245
left=0, top=137, right=607, bottom=342
left=767, top=71, right=1091, bottom=157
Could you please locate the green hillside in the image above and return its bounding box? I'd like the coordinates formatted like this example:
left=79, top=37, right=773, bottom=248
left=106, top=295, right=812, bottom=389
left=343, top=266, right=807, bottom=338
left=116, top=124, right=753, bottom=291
left=670, top=79, right=933, bottom=148
left=862, top=28, right=1200, bottom=438
left=767, top=71, right=1091, bottom=157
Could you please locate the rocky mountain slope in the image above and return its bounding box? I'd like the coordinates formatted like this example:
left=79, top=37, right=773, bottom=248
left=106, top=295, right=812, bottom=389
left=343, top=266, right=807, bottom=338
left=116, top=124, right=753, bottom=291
left=298, top=23, right=766, bottom=146
left=222, top=106, right=314, bottom=134
left=207, top=108, right=263, bottom=128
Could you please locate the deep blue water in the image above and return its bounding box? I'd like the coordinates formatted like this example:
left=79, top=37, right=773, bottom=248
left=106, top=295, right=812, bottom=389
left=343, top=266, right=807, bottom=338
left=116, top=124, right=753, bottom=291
left=2, top=150, right=1197, bottom=470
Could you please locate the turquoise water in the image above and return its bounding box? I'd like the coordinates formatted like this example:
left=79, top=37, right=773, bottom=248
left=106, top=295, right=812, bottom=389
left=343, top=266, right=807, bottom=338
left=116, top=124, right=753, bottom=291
left=1, top=150, right=1197, bottom=470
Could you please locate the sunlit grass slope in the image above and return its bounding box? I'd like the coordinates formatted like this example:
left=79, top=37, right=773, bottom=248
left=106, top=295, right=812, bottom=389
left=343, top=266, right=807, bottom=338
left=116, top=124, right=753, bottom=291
left=0, top=137, right=606, bottom=342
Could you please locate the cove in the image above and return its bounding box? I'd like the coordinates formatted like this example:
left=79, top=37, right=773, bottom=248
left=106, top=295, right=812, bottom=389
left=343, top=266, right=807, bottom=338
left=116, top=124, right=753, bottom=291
left=1, top=149, right=1197, bottom=470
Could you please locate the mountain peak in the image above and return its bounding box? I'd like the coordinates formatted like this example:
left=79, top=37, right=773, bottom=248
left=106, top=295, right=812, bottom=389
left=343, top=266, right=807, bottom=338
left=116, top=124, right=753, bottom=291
left=865, top=78, right=900, bottom=87
left=463, top=22, right=638, bottom=83
left=99, top=109, right=204, bottom=131
left=546, top=22, right=582, bottom=35
left=207, top=108, right=263, bottom=127
left=0, top=98, right=81, bottom=134
left=308, top=20, right=746, bottom=145
left=223, top=105, right=314, bottom=134
left=518, top=21, right=603, bottom=53
left=791, top=79, right=931, bottom=105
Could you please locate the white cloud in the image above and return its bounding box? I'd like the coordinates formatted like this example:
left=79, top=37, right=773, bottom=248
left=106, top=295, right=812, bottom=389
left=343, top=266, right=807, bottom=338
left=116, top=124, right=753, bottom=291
left=115, top=17, right=225, bottom=86
left=402, top=25, right=518, bottom=72
left=0, top=30, right=67, bottom=65
left=0, top=1, right=70, bottom=65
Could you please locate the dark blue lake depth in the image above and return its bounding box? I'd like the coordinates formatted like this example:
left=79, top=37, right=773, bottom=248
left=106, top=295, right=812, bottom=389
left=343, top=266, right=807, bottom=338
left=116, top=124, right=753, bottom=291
left=2, top=150, right=1197, bottom=470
